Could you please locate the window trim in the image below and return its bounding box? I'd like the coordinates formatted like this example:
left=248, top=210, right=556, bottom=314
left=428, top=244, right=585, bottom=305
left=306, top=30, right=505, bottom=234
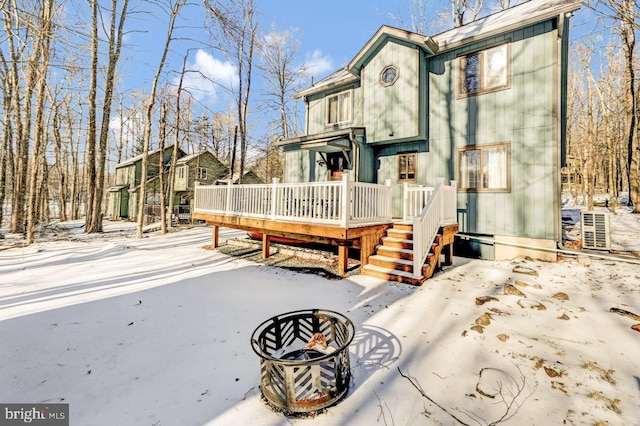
left=380, top=65, right=399, bottom=87
left=177, top=165, right=186, bottom=179
left=196, top=167, right=208, bottom=181
left=458, top=42, right=510, bottom=98
left=398, top=152, right=417, bottom=183
left=457, top=143, right=510, bottom=192
left=325, top=89, right=353, bottom=126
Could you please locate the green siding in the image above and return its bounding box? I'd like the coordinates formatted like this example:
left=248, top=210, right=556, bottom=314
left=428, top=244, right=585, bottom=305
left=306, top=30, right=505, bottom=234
left=428, top=21, right=558, bottom=240
left=362, top=41, right=421, bottom=143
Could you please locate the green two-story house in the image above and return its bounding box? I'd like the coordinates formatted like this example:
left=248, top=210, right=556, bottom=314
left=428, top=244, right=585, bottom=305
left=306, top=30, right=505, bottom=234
left=277, top=0, right=579, bottom=260
left=108, top=148, right=229, bottom=222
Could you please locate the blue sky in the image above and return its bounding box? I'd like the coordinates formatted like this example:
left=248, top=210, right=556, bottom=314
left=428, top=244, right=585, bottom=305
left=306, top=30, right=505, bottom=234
left=109, top=0, right=598, bottom=139
left=118, top=1, right=454, bottom=105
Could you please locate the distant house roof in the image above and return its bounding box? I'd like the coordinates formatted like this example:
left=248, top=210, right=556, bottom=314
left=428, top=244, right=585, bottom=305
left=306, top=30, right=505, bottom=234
left=295, top=0, right=580, bottom=99
left=115, top=145, right=184, bottom=168
left=176, top=151, right=207, bottom=164
left=216, top=170, right=264, bottom=185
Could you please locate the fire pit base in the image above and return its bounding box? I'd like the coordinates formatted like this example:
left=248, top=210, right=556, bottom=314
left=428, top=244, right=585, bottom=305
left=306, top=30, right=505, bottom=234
left=251, top=309, right=355, bottom=413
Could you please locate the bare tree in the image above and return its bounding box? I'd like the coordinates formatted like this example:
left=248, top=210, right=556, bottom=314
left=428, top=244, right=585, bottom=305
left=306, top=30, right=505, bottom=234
left=85, top=0, right=131, bottom=233
left=204, top=0, right=258, bottom=183
left=258, top=26, right=304, bottom=141
left=51, top=91, right=68, bottom=222
left=4, top=0, right=40, bottom=235
left=25, top=0, right=56, bottom=244
left=590, top=0, right=640, bottom=210
left=0, top=50, right=11, bottom=229
left=135, top=0, right=186, bottom=238
left=167, top=55, right=189, bottom=231
left=450, top=0, right=485, bottom=27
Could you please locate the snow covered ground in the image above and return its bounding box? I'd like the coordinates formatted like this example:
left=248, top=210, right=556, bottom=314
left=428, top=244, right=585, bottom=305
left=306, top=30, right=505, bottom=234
left=1, top=200, right=639, bottom=425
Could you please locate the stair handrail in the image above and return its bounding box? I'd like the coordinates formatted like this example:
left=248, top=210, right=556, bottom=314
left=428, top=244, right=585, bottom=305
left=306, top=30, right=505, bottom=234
left=411, top=178, right=457, bottom=278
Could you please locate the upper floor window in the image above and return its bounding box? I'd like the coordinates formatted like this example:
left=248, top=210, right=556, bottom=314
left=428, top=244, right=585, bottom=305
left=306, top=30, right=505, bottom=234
left=177, top=166, right=186, bottom=179
left=458, top=143, right=510, bottom=192
left=326, top=90, right=352, bottom=125
left=196, top=167, right=208, bottom=180
left=380, top=65, right=399, bottom=86
left=398, top=152, right=416, bottom=182
left=459, top=43, right=509, bottom=97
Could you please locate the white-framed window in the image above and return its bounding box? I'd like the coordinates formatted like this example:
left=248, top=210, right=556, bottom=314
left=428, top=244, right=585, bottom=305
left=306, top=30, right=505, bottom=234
left=326, top=90, right=352, bottom=125
left=459, top=43, right=509, bottom=97
left=458, top=143, right=510, bottom=192
left=196, top=167, right=207, bottom=180
left=177, top=166, right=186, bottom=179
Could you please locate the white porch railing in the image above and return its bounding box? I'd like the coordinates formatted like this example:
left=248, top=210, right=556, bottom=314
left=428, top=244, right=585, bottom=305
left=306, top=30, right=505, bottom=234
left=408, top=178, right=457, bottom=278
left=194, top=174, right=393, bottom=227
left=403, top=183, right=435, bottom=220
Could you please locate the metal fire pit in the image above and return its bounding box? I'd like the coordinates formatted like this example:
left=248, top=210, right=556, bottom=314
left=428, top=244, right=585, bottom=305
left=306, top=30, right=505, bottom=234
left=251, top=309, right=355, bottom=413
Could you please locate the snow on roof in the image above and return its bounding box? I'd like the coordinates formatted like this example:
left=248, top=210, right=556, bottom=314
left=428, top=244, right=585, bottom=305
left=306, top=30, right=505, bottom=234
left=115, top=145, right=175, bottom=168
left=433, top=0, right=580, bottom=51
left=295, top=68, right=358, bottom=99
left=176, top=150, right=213, bottom=164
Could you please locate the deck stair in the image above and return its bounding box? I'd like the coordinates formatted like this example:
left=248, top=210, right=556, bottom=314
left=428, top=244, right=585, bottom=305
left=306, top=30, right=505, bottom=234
left=362, top=222, right=457, bottom=285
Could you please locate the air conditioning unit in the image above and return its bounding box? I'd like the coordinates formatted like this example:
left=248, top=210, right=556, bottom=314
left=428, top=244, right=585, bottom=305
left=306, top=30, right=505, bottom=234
left=581, top=211, right=611, bottom=250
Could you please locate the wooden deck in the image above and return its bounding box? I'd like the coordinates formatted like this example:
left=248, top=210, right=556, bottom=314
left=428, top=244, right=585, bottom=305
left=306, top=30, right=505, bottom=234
left=193, top=177, right=458, bottom=283
left=192, top=212, right=393, bottom=276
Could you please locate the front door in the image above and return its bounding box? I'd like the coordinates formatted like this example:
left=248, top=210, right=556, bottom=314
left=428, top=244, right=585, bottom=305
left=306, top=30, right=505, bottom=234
left=326, top=151, right=348, bottom=180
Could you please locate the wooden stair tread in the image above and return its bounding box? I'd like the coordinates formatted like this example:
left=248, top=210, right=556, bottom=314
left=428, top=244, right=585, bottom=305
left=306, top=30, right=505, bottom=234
left=381, top=237, right=413, bottom=244
left=362, top=264, right=419, bottom=279
left=369, top=255, right=413, bottom=266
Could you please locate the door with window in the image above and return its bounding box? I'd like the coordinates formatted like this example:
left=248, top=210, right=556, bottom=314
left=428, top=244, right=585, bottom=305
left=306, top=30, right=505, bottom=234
left=377, top=151, right=418, bottom=218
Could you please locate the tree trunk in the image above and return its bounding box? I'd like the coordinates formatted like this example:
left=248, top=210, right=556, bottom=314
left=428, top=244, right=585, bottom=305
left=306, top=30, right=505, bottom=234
left=585, top=79, right=595, bottom=210
left=85, top=0, right=99, bottom=230
left=621, top=0, right=638, bottom=209
left=26, top=0, right=54, bottom=244
left=52, top=99, right=67, bottom=221
left=168, top=55, right=188, bottom=229
left=159, top=102, right=168, bottom=234
left=136, top=0, right=185, bottom=239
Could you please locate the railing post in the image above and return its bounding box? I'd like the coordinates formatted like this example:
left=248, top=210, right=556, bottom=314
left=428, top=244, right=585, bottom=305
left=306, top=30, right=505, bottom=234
left=386, top=179, right=392, bottom=219
left=340, top=173, right=349, bottom=227
left=437, top=177, right=444, bottom=224
left=225, top=180, right=232, bottom=215
left=194, top=181, right=199, bottom=212
left=271, top=178, right=279, bottom=220
left=413, top=215, right=421, bottom=276
left=403, top=182, right=409, bottom=221
left=449, top=180, right=457, bottom=222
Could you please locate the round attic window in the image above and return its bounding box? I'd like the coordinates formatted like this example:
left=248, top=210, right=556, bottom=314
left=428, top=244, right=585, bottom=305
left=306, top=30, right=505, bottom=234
left=380, top=65, right=398, bottom=86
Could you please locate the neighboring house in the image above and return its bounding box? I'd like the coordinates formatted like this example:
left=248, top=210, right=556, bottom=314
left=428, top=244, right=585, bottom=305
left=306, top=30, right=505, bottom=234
left=108, top=148, right=228, bottom=222
left=275, top=0, right=580, bottom=261
left=561, top=156, right=582, bottom=193
left=173, top=151, right=229, bottom=219
left=108, top=146, right=186, bottom=221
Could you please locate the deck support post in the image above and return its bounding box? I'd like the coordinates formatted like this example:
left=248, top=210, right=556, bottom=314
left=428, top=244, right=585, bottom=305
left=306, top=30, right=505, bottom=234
left=443, top=242, right=453, bottom=266
left=262, top=234, right=271, bottom=259
left=212, top=225, right=219, bottom=248
left=338, top=245, right=348, bottom=276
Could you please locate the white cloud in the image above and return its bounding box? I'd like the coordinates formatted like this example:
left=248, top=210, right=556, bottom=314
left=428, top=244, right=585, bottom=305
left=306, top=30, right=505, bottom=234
left=304, top=49, right=333, bottom=80
left=177, top=49, right=238, bottom=105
